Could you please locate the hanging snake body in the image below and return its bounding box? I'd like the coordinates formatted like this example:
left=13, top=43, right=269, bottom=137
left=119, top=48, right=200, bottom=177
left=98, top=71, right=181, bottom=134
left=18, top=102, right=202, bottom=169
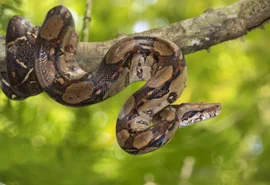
left=1, top=5, right=221, bottom=155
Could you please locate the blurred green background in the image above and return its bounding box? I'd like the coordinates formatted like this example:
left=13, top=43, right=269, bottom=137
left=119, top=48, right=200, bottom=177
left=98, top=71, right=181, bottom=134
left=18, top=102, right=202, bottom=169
left=0, top=0, right=269, bottom=185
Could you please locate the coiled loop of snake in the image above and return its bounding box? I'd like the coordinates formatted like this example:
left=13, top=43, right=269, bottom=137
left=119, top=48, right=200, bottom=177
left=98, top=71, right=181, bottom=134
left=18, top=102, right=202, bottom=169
left=1, top=5, right=221, bottom=155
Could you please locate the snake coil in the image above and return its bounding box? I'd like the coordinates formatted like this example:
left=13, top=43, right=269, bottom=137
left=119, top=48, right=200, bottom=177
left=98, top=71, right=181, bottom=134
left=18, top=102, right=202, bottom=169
left=1, top=5, right=221, bottom=155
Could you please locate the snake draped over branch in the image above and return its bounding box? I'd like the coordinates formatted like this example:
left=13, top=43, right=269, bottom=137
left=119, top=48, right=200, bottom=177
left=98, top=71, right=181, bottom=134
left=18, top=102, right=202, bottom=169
left=1, top=5, right=221, bottom=155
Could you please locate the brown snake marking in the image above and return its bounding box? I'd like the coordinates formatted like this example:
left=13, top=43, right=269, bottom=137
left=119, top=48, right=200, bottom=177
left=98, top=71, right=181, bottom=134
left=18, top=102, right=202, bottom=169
left=2, top=16, right=42, bottom=100
left=1, top=5, right=221, bottom=155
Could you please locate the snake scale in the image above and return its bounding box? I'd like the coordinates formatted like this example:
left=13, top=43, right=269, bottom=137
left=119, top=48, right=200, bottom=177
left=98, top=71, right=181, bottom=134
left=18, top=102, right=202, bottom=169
left=1, top=5, right=221, bottom=155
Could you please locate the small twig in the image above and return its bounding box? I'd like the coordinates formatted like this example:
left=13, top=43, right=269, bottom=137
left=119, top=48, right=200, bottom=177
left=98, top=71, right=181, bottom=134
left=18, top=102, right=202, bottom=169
left=81, top=0, right=93, bottom=42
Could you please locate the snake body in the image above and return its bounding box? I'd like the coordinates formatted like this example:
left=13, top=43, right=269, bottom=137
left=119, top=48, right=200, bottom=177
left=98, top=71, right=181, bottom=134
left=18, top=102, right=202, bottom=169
left=1, top=6, right=221, bottom=155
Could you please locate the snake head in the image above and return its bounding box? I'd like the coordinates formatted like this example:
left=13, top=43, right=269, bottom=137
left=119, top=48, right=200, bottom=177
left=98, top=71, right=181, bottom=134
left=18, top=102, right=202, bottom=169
left=177, top=102, right=222, bottom=127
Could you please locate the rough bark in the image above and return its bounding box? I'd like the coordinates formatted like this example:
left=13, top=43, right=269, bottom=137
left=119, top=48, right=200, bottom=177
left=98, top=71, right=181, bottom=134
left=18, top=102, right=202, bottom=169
left=0, top=0, right=269, bottom=72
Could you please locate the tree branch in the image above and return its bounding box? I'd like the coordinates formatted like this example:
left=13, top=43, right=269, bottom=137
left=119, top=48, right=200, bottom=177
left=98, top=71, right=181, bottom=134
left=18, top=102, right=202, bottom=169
left=81, top=0, right=93, bottom=42
left=0, top=0, right=269, bottom=72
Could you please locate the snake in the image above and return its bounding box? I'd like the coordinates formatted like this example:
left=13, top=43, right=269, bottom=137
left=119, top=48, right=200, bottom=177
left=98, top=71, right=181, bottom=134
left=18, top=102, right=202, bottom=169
left=1, top=5, right=221, bottom=155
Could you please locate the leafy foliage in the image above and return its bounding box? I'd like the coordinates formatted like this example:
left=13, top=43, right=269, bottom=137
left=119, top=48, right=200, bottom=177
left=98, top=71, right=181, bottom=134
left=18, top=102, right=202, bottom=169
left=0, top=0, right=269, bottom=185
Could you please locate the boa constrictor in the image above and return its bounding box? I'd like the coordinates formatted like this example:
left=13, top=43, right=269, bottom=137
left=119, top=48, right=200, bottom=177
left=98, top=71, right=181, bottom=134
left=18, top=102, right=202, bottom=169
left=1, top=5, right=221, bottom=155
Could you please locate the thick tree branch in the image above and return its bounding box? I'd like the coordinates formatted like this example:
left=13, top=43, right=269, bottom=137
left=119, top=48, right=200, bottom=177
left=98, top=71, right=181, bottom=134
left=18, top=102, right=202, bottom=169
left=0, top=0, right=269, bottom=72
